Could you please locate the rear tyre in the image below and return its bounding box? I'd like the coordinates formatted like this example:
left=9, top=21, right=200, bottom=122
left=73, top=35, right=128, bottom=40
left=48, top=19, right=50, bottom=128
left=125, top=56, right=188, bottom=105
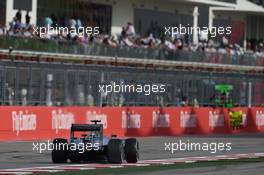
left=69, top=151, right=82, bottom=163
left=125, top=138, right=139, bottom=163
left=52, top=138, right=68, bottom=163
left=107, top=139, right=125, bottom=164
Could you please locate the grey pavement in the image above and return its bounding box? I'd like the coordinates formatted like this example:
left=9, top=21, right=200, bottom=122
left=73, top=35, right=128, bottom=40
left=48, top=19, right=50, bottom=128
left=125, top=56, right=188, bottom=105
left=0, top=134, right=263, bottom=170
left=130, top=162, right=264, bottom=175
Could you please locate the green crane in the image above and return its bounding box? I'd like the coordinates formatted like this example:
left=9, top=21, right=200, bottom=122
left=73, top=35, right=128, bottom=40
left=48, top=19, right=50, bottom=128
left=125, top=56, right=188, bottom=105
left=214, top=84, right=234, bottom=108
left=214, top=84, right=242, bottom=129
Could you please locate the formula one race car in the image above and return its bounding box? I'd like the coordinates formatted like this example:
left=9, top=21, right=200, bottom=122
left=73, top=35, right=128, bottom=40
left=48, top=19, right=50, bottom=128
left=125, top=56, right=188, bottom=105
left=51, top=120, right=139, bottom=164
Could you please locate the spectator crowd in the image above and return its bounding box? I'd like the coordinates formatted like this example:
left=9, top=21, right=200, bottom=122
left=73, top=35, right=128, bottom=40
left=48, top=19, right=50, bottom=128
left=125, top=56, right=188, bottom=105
left=0, top=11, right=264, bottom=58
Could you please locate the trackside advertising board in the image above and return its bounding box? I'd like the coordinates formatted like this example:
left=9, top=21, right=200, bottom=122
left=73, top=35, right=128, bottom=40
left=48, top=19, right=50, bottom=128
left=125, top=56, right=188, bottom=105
left=0, top=106, right=263, bottom=141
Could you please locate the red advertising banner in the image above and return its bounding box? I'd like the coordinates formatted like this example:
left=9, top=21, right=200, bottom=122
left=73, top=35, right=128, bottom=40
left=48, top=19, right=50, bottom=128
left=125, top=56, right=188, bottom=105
left=249, top=107, right=264, bottom=132
left=0, top=106, right=125, bottom=141
left=0, top=106, right=263, bottom=141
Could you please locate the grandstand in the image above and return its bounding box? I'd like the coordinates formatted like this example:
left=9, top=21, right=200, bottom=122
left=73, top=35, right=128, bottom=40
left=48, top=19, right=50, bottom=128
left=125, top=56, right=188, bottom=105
left=0, top=0, right=264, bottom=107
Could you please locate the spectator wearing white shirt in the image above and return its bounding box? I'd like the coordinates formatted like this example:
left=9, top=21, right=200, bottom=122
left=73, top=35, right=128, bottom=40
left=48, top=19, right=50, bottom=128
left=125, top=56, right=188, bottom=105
left=126, top=22, right=135, bottom=36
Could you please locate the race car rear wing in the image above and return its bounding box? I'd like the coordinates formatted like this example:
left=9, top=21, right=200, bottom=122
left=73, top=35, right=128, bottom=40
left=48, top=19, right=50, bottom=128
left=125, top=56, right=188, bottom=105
left=71, top=124, right=103, bottom=132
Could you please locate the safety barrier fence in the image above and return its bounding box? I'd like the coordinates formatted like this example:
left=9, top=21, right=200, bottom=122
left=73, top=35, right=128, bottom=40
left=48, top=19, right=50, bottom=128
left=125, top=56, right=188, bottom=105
left=1, top=36, right=264, bottom=66
left=0, top=106, right=264, bottom=141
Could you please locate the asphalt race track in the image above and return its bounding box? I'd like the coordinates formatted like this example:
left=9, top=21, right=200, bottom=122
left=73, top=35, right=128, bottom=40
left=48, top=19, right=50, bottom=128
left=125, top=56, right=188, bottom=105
left=0, top=134, right=264, bottom=173
left=129, top=162, right=264, bottom=175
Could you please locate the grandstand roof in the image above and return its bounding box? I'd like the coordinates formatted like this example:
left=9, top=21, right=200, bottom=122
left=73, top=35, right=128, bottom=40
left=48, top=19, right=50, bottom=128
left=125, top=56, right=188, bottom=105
left=235, top=0, right=264, bottom=13
left=173, top=0, right=264, bottom=13
left=181, top=0, right=237, bottom=7
left=210, top=0, right=264, bottom=13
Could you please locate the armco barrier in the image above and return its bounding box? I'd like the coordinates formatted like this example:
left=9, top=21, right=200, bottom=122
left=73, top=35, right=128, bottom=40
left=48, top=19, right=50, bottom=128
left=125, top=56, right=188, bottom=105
left=0, top=106, right=264, bottom=141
